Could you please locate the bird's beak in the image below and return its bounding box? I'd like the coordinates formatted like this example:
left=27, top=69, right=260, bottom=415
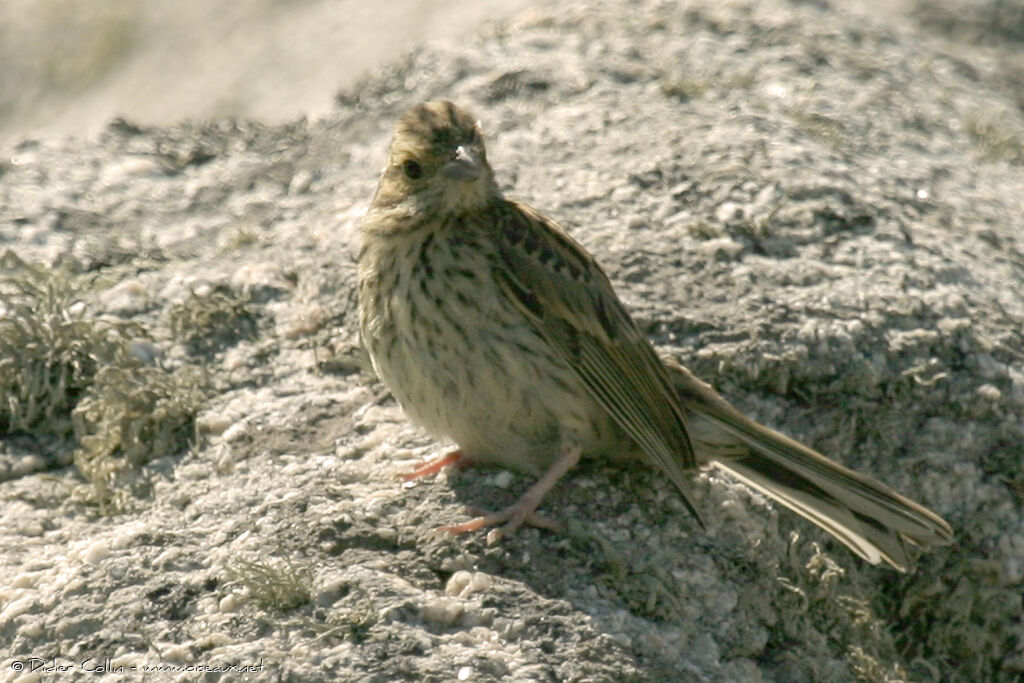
left=441, top=145, right=481, bottom=181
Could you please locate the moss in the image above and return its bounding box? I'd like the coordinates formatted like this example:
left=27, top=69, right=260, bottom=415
left=1, top=250, right=204, bottom=509
left=966, top=115, right=1024, bottom=165
left=167, top=285, right=260, bottom=356
left=225, top=555, right=314, bottom=611
left=788, top=109, right=847, bottom=149
left=660, top=72, right=709, bottom=101
left=71, top=364, right=204, bottom=511
left=0, top=250, right=136, bottom=436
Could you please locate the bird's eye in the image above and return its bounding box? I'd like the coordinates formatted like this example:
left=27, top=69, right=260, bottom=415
left=402, top=159, right=423, bottom=179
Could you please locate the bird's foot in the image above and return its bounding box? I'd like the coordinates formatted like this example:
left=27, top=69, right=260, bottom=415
left=400, top=449, right=466, bottom=481
left=438, top=443, right=582, bottom=544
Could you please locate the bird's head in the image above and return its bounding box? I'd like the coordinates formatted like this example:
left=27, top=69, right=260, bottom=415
left=371, top=100, right=499, bottom=217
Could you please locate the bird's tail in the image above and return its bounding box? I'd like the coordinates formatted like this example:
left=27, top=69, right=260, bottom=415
left=664, top=359, right=953, bottom=571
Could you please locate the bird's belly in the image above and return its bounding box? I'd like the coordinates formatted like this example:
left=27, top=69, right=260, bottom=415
left=364, top=270, right=626, bottom=475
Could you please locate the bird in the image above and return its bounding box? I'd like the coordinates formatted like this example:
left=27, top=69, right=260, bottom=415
left=357, top=99, right=953, bottom=571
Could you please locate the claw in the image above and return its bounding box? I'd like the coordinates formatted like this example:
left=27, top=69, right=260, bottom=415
left=440, top=507, right=562, bottom=537
left=400, top=449, right=465, bottom=481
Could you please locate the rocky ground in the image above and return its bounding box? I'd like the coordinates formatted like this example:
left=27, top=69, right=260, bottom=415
left=1, top=0, right=1023, bottom=680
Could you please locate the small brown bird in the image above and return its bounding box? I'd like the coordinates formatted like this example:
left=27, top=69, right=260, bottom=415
left=358, top=100, right=953, bottom=571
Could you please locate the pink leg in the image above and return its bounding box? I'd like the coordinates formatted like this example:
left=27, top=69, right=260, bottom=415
left=400, top=449, right=466, bottom=482
left=441, top=444, right=582, bottom=542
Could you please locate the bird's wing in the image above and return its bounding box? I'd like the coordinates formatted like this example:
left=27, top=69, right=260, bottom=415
left=488, top=199, right=701, bottom=518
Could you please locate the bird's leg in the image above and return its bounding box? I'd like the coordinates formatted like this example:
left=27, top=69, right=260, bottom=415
left=441, top=444, right=582, bottom=542
left=400, top=449, right=467, bottom=481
